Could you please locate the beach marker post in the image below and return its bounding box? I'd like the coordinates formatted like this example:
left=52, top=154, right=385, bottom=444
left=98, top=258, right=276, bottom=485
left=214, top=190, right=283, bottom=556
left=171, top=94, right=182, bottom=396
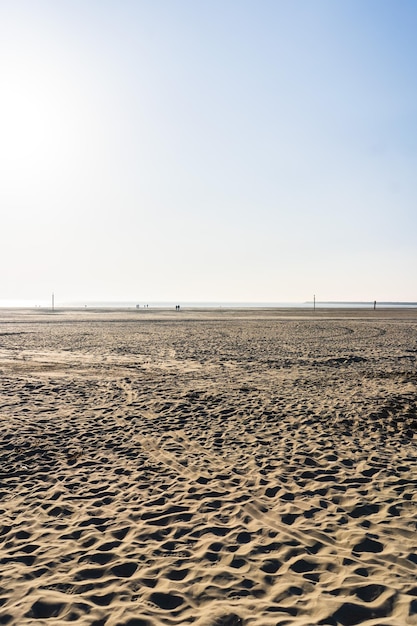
left=313, top=294, right=316, bottom=311
left=52, top=292, right=54, bottom=312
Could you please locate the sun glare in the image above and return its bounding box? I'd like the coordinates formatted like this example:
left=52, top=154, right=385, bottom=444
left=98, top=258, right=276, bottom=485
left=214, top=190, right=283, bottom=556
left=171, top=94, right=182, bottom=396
left=3, top=58, right=74, bottom=179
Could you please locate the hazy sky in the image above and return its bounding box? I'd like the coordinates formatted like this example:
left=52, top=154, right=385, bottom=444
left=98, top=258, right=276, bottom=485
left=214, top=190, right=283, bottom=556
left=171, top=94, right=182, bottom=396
left=1, top=0, right=416, bottom=304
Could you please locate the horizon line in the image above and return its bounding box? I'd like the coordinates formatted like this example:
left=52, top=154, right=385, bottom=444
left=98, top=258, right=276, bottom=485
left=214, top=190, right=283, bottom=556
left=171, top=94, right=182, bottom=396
left=1, top=299, right=417, bottom=309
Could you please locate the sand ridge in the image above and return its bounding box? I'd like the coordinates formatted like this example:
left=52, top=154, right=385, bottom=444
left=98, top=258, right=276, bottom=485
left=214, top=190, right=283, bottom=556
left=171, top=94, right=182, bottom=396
left=0, top=308, right=416, bottom=625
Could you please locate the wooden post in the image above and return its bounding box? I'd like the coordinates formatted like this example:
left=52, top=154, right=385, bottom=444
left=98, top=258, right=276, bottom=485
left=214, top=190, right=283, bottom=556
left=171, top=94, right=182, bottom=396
left=313, top=294, right=316, bottom=311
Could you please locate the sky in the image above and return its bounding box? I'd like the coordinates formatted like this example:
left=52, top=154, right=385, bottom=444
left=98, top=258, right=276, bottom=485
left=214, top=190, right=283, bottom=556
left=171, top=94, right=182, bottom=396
left=1, top=0, right=416, bottom=304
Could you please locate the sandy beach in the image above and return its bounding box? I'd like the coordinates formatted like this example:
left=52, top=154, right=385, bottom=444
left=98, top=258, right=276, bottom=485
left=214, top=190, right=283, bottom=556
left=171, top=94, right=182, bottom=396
left=0, top=307, right=416, bottom=626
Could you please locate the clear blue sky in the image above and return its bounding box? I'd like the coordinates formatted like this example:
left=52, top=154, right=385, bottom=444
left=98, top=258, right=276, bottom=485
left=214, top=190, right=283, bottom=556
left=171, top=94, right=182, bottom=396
left=1, top=0, right=416, bottom=304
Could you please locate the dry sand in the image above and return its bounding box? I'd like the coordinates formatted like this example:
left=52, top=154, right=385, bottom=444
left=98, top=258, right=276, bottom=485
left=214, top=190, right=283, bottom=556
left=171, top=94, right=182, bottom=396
left=0, top=307, right=416, bottom=626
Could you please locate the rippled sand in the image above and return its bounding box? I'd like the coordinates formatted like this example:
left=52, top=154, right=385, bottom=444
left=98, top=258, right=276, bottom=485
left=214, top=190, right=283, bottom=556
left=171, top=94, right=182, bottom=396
left=0, top=307, right=416, bottom=625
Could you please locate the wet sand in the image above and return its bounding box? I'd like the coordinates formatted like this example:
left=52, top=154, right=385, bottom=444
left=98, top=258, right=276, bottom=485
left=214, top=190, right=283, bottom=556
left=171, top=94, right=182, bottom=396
left=0, top=307, right=416, bottom=625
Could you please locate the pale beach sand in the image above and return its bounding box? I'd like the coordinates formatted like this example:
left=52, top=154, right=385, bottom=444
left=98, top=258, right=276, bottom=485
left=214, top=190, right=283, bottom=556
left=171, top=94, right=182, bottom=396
left=0, top=307, right=416, bottom=625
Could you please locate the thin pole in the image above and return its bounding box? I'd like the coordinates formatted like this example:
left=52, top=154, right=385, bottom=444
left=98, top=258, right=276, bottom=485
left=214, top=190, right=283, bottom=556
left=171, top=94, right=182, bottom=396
left=313, top=294, right=316, bottom=311
left=52, top=292, right=54, bottom=312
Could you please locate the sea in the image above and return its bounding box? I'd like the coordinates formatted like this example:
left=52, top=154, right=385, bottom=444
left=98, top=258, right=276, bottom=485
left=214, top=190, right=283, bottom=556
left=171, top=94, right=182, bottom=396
left=1, top=300, right=417, bottom=309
